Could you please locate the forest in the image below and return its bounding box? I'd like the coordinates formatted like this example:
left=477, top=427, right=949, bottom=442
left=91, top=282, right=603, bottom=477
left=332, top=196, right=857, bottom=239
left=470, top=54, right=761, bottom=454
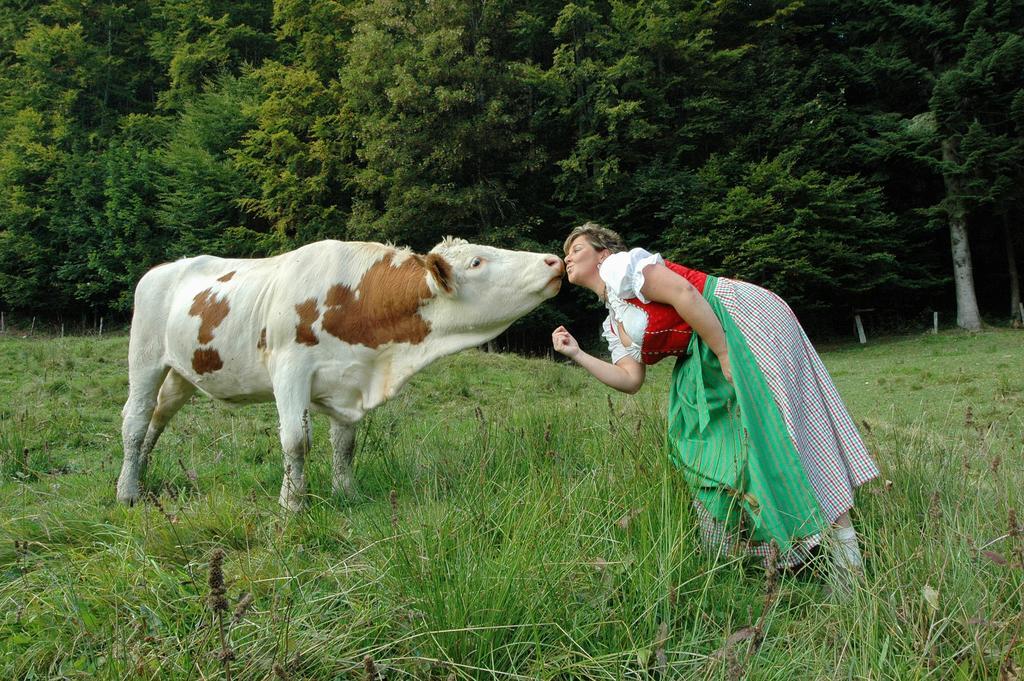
left=0, top=0, right=1021, bottom=344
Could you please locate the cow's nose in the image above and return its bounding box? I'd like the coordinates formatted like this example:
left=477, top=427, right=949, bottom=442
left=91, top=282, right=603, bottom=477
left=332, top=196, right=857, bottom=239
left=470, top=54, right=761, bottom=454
left=545, top=256, right=564, bottom=274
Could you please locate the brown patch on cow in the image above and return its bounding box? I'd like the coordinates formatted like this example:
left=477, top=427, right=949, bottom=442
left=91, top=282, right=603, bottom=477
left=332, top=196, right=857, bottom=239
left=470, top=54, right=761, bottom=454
left=321, top=252, right=434, bottom=348
left=425, top=253, right=453, bottom=293
left=189, top=288, right=230, bottom=344
left=192, top=348, right=224, bottom=374
left=217, top=271, right=236, bottom=282
left=257, top=327, right=267, bottom=350
left=294, top=299, right=320, bottom=346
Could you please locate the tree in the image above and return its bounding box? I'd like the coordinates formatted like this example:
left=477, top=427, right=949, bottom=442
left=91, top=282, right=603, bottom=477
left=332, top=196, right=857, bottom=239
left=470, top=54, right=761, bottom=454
left=338, top=0, right=545, bottom=248
left=158, top=74, right=265, bottom=258
left=228, top=0, right=358, bottom=248
left=0, top=21, right=105, bottom=313
left=664, top=155, right=903, bottom=318
left=78, top=114, right=170, bottom=311
left=0, top=1, right=167, bottom=314
left=148, top=0, right=276, bottom=111
left=541, top=0, right=752, bottom=236
left=233, top=59, right=353, bottom=249
left=952, top=6, right=1024, bottom=323
left=834, top=0, right=1024, bottom=329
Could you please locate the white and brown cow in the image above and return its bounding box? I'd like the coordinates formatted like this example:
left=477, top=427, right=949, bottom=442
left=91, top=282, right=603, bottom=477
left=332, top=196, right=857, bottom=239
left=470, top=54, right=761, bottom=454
left=117, top=238, right=563, bottom=510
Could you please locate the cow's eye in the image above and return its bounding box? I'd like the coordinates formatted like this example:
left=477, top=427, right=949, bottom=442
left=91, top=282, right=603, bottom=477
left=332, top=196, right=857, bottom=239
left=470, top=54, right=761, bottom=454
left=470, top=257, right=483, bottom=268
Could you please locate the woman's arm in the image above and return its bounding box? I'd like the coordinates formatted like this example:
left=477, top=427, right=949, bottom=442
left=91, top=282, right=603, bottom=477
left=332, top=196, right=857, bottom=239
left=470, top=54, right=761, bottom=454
left=552, top=326, right=646, bottom=394
left=638, top=265, right=733, bottom=382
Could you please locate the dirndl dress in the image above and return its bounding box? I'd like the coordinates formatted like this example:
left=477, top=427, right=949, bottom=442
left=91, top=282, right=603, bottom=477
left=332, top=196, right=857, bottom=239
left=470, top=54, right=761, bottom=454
left=599, top=249, right=879, bottom=567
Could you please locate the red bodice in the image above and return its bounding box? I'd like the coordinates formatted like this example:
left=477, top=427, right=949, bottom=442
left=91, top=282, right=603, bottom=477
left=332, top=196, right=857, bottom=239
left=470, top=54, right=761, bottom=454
left=621, top=260, right=708, bottom=365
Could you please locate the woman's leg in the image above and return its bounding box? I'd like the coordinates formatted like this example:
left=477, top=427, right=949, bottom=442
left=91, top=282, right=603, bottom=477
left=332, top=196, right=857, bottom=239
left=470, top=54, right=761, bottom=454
left=830, top=511, right=864, bottom=573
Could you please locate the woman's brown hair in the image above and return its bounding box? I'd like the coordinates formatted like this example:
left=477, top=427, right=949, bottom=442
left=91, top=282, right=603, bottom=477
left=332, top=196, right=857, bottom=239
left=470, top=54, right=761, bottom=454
left=562, top=222, right=627, bottom=255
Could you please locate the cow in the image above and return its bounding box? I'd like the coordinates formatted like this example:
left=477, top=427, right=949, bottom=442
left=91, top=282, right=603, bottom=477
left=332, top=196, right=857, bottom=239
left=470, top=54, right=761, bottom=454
left=117, top=237, right=564, bottom=511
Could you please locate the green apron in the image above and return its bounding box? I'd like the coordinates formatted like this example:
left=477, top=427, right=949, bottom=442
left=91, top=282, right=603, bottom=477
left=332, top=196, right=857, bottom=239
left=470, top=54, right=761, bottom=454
left=667, top=275, right=825, bottom=551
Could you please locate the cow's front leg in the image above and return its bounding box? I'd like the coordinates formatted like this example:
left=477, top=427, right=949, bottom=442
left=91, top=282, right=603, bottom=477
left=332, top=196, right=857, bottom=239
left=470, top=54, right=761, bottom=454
left=274, top=384, right=313, bottom=512
left=329, top=418, right=357, bottom=498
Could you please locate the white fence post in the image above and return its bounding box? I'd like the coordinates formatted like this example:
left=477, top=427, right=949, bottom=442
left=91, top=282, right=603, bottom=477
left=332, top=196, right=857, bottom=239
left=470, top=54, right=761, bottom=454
left=933, top=311, right=938, bottom=334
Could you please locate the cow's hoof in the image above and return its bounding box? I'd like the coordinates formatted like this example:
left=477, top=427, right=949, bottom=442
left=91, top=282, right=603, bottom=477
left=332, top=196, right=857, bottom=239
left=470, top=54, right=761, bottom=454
left=278, top=493, right=304, bottom=513
left=332, top=480, right=357, bottom=500
left=116, top=485, right=140, bottom=506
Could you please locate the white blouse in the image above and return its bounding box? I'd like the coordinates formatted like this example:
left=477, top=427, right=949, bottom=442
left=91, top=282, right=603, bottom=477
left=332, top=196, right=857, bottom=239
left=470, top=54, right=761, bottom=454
left=599, top=248, right=665, bottom=364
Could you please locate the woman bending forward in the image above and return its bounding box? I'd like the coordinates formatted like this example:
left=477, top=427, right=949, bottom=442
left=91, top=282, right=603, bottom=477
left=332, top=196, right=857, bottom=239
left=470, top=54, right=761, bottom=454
left=552, top=223, right=879, bottom=579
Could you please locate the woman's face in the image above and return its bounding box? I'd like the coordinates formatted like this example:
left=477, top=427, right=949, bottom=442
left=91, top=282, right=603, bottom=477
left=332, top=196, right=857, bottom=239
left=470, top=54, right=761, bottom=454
left=564, top=235, right=608, bottom=287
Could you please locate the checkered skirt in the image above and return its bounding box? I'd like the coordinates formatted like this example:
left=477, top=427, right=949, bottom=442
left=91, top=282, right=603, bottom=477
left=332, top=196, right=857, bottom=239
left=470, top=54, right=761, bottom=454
left=695, top=277, right=879, bottom=566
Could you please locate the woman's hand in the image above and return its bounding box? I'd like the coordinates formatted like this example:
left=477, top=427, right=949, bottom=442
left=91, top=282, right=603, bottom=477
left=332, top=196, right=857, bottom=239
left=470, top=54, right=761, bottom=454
left=552, top=325, right=646, bottom=393
left=552, top=325, right=580, bottom=358
left=718, top=351, right=733, bottom=384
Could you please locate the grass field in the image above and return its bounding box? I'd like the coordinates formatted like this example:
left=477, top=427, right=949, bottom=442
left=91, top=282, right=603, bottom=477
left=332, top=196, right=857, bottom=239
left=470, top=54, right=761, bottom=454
left=1, top=328, right=1022, bottom=679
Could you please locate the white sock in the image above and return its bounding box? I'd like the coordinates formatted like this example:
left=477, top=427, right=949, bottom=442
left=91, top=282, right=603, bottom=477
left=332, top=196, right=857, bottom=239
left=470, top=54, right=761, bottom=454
left=831, top=524, right=863, bottom=571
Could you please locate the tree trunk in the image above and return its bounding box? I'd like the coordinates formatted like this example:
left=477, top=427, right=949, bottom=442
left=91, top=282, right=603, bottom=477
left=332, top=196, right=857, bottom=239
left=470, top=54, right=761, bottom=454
left=941, top=137, right=982, bottom=330
left=1005, top=214, right=1021, bottom=323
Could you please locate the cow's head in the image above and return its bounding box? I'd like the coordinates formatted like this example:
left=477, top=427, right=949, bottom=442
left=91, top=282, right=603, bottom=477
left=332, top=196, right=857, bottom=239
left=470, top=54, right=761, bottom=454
left=422, top=237, right=563, bottom=342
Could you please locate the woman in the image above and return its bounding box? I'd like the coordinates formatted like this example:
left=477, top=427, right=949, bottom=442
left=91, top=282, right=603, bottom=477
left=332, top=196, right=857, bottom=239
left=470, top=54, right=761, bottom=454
left=552, top=222, right=879, bottom=578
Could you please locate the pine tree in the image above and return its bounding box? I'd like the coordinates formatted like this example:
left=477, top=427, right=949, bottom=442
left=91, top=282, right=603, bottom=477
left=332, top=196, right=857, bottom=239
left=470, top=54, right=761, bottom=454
left=834, top=0, right=1024, bottom=329
left=338, top=0, right=546, bottom=248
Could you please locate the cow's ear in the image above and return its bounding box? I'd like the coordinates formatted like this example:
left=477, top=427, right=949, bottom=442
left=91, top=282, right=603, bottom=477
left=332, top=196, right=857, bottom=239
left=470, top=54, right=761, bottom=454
left=425, top=253, right=455, bottom=294
left=431, top=236, right=468, bottom=254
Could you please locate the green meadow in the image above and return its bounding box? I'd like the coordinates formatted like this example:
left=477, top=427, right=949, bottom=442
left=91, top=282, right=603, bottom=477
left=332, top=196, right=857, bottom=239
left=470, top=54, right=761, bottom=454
left=1, top=329, right=1022, bottom=679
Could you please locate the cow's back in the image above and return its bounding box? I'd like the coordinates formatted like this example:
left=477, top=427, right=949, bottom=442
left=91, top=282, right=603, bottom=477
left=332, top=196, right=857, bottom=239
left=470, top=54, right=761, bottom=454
left=133, top=241, right=396, bottom=401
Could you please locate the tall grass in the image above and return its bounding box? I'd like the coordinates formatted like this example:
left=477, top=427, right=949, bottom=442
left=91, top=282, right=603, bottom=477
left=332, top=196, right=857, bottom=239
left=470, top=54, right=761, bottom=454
left=0, top=330, right=1021, bottom=678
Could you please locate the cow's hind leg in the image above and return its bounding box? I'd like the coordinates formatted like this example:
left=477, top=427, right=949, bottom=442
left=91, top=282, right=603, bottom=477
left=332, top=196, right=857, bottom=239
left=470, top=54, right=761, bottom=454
left=139, top=370, right=197, bottom=479
left=274, top=378, right=313, bottom=512
left=118, top=364, right=169, bottom=505
left=329, top=418, right=357, bottom=498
